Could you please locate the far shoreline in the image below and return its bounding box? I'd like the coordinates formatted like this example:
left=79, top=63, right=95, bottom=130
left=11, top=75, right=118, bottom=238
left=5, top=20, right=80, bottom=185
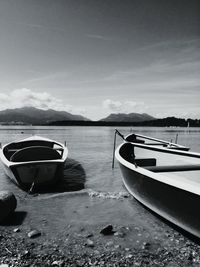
left=1, top=119, right=200, bottom=127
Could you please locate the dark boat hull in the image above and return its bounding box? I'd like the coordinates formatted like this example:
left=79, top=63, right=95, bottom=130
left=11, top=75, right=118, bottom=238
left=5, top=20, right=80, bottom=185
left=119, top=161, right=200, bottom=238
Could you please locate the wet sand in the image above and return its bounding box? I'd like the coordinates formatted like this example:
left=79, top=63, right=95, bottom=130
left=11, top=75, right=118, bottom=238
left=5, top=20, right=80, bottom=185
left=1, top=191, right=200, bottom=266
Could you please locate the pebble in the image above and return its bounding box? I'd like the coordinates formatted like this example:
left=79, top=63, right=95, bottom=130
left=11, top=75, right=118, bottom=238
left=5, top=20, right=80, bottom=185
left=20, top=250, right=30, bottom=258
left=126, top=254, right=133, bottom=259
left=100, top=225, right=115, bottom=235
left=106, top=241, right=114, bottom=247
left=27, top=230, right=41, bottom=238
left=51, top=260, right=64, bottom=266
left=86, top=233, right=93, bottom=238
left=94, top=250, right=100, bottom=255
left=86, top=239, right=95, bottom=248
left=13, top=228, right=20, bottom=233
left=114, top=231, right=126, bottom=238
left=142, top=242, right=151, bottom=250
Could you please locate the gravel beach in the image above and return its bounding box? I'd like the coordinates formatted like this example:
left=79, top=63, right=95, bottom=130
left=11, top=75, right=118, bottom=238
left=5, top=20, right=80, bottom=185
left=1, top=191, right=200, bottom=267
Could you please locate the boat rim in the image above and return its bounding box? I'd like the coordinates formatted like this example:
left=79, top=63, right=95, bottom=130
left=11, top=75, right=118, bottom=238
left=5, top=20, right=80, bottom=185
left=1, top=135, right=66, bottom=148
left=0, top=135, right=68, bottom=166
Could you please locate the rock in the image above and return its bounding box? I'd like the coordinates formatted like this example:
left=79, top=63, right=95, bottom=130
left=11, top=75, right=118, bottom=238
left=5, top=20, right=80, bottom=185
left=51, top=260, right=64, bottom=266
left=142, top=242, right=151, bottom=250
left=100, top=225, right=115, bottom=235
left=0, top=191, right=17, bottom=222
left=20, top=250, right=30, bottom=258
left=126, top=254, right=133, bottom=259
left=114, top=231, right=126, bottom=238
left=13, top=228, right=20, bottom=233
left=188, top=252, right=194, bottom=261
left=27, top=230, right=41, bottom=238
left=106, top=241, right=114, bottom=247
left=86, top=233, right=93, bottom=238
left=85, top=239, right=94, bottom=247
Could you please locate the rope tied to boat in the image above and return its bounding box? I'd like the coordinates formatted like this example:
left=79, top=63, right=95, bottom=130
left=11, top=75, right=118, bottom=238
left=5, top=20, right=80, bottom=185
left=115, top=129, right=125, bottom=140
left=112, top=129, right=127, bottom=169
left=112, top=129, right=137, bottom=169
left=24, top=167, right=39, bottom=198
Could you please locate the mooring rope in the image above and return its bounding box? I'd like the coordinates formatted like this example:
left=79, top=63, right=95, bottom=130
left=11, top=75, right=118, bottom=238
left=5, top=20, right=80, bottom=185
left=112, top=129, right=125, bottom=169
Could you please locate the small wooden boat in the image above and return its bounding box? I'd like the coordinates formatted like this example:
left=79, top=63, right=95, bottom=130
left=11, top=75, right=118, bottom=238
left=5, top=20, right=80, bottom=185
left=0, top=135, right=68, bottom=190
left=115, top=131, right=200, bottom=238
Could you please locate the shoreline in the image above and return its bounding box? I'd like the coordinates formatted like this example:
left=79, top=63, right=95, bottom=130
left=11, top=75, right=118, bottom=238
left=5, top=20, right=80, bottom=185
left=1, top=192, right=200, bottom=266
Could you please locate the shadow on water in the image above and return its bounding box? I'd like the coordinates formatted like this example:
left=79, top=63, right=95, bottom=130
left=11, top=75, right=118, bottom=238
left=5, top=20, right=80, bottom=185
left=32, top=158, right=86, bottom=194
left=133, top=199, right=200, bottom=245
left=0, top=211, right=27, bottom=226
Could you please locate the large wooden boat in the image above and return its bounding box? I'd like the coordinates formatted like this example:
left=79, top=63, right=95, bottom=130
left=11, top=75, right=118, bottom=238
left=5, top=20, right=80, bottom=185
left=0, top=135, right=68, bottom=190
left=115, top=131, right=200, bottom=238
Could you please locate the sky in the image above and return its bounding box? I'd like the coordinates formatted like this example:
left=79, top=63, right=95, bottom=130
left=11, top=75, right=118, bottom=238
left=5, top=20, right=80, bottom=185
left=0, top=0, right=199, bottom=120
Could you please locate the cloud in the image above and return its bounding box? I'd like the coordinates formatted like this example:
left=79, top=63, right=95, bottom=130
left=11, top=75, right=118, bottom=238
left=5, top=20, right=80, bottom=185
left=102, top=99, right=148, bottom=114
left=86, top=34, right=112, bottom=41
left=15, top=22, right=68, bottom=33
left=0, top=88, right=85, bottom=115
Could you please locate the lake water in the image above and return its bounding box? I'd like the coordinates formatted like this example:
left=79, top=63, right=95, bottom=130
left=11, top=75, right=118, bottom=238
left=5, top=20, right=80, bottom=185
left=0, top=126, right=199, bottom=197
left=1, top=125, right=200, bottom=243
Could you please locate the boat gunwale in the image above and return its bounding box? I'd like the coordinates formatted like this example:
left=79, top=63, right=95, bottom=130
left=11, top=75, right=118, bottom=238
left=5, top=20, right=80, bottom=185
left=0, top=136, right=68, bottom=167
left=125, top=133, right=190, bottom=150
left=123, top=138, right=200, bottom=158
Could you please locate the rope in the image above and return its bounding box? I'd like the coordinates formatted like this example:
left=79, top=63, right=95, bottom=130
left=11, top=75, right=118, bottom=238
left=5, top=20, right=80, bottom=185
left=112, top=129, right=125, bottom=169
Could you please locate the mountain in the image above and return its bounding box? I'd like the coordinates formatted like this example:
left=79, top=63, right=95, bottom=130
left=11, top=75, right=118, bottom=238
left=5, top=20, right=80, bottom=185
left=100, top=113, right=155, bottom=122
left=0, top=107, right=89, bottom=125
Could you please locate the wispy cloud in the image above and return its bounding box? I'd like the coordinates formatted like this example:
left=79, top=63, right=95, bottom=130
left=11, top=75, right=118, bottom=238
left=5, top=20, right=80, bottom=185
left=20, top=71, right=71, bottom=85
left=15, top=21, right=68, bottom=33
left=86, top=34, right=113, bottom=41
left=102, top=99, right=148, bottom=114
left=134, top=38, right=200, bottom=53
left=0, top=88, right=85, bottom=115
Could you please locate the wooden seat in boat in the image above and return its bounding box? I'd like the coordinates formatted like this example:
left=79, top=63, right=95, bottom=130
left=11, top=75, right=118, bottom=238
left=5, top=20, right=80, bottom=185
left=146, top=164, right=200, bottom=173
left=10, top=146, right=62, bottom=162
left=135, top=158, right=157, bottom=167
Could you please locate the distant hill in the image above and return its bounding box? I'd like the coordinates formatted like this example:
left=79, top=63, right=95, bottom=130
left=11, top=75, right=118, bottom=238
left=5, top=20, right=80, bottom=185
left=0, top=107, right=89, bottom=125
left=100, top=113, right=155, bottom=122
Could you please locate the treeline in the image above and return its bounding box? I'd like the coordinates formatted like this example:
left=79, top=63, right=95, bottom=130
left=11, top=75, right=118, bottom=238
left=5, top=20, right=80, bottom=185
left=48, top=117, right=200, bottom=127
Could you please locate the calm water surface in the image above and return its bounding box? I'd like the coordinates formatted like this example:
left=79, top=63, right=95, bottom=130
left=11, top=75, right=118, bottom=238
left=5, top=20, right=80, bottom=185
left=0, top=126, right=199, bottom=197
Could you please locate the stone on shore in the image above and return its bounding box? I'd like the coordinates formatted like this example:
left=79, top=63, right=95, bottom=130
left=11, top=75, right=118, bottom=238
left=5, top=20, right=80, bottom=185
left=100, top=224, right=115, bottom=235
left=0, top=191, right=17, bottom=222
left=27, top=229, right=41, bottom=238
left=85, top=239, right=95, bottom=247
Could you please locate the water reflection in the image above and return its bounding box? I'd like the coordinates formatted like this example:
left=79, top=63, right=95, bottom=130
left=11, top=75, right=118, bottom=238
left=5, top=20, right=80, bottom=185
left=56, top=158, right=86, bottom=192
left=31, top=158, right=86, bottom=193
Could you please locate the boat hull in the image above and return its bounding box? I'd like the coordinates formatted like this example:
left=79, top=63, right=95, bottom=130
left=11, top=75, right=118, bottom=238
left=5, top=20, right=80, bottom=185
left=119, top=161, right=200, bottom=238
left=0, top=135, right=68, bottom=190
left=2, top=161, right=64, bottom=190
